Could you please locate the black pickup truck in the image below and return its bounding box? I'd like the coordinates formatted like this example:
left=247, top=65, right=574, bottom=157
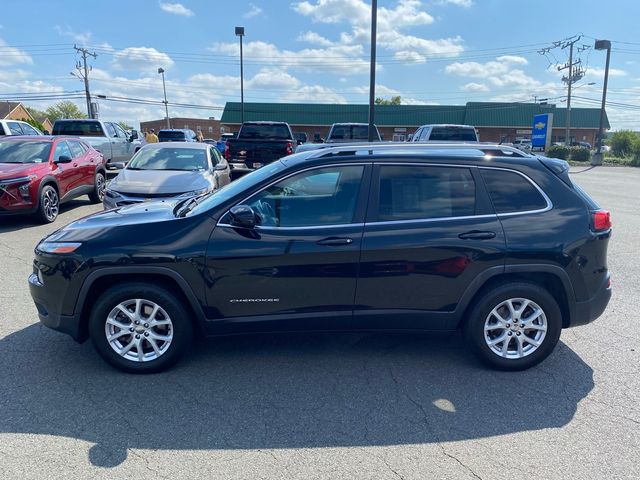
left=224, top=121, right=296, bottom=178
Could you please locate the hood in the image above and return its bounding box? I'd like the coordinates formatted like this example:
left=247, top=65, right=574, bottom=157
left=0, top=162, right=41, bottom=179
left=44, top=200, right=183, bottom=244
left=109, top=169, right=213, bottom=195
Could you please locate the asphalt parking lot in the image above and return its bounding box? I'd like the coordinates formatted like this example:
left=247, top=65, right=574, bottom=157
left=0, top=166, right=638, bottom=480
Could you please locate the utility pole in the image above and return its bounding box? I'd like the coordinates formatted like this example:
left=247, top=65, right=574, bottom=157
left=235, top=27, right=245, bottom=125
left=367, top=0, right=377, bottom=142
left=538, top=35, right=588, bottom=146
left=73, top=45, right=97, bottom=118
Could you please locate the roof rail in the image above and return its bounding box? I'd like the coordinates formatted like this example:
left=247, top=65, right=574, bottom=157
left=305, top=142, right=532, bottom=159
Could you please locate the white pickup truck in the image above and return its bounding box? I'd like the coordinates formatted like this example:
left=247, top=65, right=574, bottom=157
left=52, top=119, right=141, bottom=168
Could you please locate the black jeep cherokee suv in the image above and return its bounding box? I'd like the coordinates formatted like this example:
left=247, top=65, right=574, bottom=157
left=29, top=144, right=611, bottom=373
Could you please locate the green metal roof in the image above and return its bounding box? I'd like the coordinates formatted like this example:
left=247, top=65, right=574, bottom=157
left=220, top=101, right=609, bottom=129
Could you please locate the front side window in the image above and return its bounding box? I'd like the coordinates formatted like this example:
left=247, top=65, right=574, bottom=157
left=209, top=147, right=220, bottom=166
left=105, top=123, right=118, bottom=137
left=246, top=165, right=364, bottom=227
left=54, top=141, right=72, bottom=160
left=114, top=125, right=127, bottom=138
left=480, top=169, right=548, bottom=214
left=377, top=165, right=476, bottom=221
left=68, top=141, right=85, bottom=159
left=8, top=122, right=24, bottom=135
left=21, top=123, right=40, bottom=135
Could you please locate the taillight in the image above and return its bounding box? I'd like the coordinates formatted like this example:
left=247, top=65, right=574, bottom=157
left=593, top=210, right=611, bottom=231
left=285, top=141, right=293, bottom=156
left=224, top=141, right=230, bottom=160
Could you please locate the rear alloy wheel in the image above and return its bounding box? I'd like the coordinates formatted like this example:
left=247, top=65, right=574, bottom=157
left=88, top=171, right=106, bottom=203
left=89, top=283, right=193, bottom=373
left=37, top=185, right=59, bottom=223
left=464, top=282, right=562, bottom=371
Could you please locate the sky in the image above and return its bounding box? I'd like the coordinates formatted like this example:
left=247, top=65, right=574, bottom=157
left=1, top=0, right=639, bottom=130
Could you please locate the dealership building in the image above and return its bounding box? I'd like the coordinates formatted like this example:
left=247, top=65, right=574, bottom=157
left=219, top=101, right=608, bottom=145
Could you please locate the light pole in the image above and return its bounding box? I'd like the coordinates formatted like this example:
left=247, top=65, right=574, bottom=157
left=235, top=26, right=245, bottom=125
left=158, top=67, right=170, bottom=129
left=594, top=39, right=612, bottom=166
left=367, top=0, right=377, bottom=142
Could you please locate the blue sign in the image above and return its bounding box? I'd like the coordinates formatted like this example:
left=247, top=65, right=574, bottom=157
left=531, top=113, right=553, bottom=149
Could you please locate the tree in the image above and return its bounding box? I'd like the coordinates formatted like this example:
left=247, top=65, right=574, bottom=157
left=25, top=106, right=48, bottom=121
left=45, top=101, right=87, bottom=122
left=375, top=96, right=402, bottom=105
left=118, top=121, right=133, bottom=131
left=609, top=130, right=640, bottom=157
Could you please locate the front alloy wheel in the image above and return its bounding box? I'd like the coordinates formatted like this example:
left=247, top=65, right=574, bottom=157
left=105, top=299, right=174, bottom=362
left=89, top=283, right=192, bottom=373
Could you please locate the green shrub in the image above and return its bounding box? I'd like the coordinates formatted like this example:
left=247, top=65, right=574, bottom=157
left=609, top=130, right=640, bottom=157
left=546, top=145, right=570, bottom=160
left=570, top=147, right=591, bottom=162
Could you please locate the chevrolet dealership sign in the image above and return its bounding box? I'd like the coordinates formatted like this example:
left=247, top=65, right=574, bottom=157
left=531, top=113, right=553, bottom=150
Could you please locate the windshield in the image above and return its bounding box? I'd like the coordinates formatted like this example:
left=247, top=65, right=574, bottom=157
left=0, top=140, right=52, bottom=163
left=330, top=125, right=373, bottom=140
left=158, top=131, right=188, bottom=141
left=52, top=121, right=105, bottom=136
left=429, top=127, right=477, bottom=141
left=239, top=124, right=291, bottom=140
left=127, top=147, right=208, bottom=171
left=188, top=161, right=286, bottom=217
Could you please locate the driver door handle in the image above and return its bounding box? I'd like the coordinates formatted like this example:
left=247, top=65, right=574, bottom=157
left=458, top=230, right=496, bottom=240
left=317, top=237, right=353, bottom=246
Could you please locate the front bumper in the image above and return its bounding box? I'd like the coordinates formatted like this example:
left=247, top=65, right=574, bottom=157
left=570, top=275, right=612, bottom=327
left=29, top=273, right=86, bottom=341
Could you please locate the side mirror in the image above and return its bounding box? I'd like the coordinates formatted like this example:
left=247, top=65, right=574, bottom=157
left=112, top=162, right=126, bottom=170
left=229, top=205, right=257, bottom=229
left=214, top=163, right=228, bottom=171
left=297, top=139, right=303, bottom=145
left=56, top=155, right=72, bottom=164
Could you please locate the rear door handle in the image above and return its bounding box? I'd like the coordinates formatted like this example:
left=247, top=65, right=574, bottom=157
left=317, top=237, right=353, bottom=246
left=458, top=231, right=496, bottom=240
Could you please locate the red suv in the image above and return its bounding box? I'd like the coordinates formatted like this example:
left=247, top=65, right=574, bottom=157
left=0, top=136, right=106, bottom=223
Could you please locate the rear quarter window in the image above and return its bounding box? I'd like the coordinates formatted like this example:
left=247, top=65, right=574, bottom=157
left=480, top=169, right=548, bottom=214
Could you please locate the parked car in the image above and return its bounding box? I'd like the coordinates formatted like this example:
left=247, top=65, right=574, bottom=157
left=52, top=119, right=141, bottom=169
left=0, top=136, right=105, bottom=223
left=224, top=121, right=296, bottom=178
left=158, top=129, right=197, bottom=143
left=412, top=124, right=479, bottom=142
left=103, top=142, right=230, bottom=209
left=0, top=119, right=43, bottom=136
left=571, top=141, right=592, bottom=149
left=29, top=142, right=611, bottom=373
left=512, top=139, right=532, bottom=152
left=325, top=123, right=381, bottom=143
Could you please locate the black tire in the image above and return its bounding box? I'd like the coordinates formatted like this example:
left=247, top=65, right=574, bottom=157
left=463, top=282, right=562, bottom=371
left=88, top=170, right=106, bottom=204
left=89, top=283, right=193, bottom=373
left=36, top=184, right=59, bottom=223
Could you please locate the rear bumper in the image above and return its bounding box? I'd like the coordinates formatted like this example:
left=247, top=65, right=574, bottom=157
left=570, top=275, right=612, bottom=327
left=29, top=273, right=86, bottom=342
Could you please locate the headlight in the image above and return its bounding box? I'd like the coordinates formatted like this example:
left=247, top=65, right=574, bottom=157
left=38, top=242, right=82, bottom=254
left=104, top=189, right=121, bottom=199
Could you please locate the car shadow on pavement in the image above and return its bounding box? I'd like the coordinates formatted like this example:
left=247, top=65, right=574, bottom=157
left=0, top=199, right=95, bottom=235
left=0, top=324, right=594, bottom=468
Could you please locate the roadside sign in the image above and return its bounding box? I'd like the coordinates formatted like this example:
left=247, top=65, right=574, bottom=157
left=531, top=113, right=553, bottom=150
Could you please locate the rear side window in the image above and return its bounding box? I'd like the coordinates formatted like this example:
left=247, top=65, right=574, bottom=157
left=480, top=169, right=548, bottom=214
left=428, top=127, right=477, bottom=141
left=377, top=165, right=476, bottom=221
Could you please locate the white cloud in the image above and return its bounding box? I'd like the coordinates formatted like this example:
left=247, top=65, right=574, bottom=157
left=247, top=68, right=301, bottom=90
left=437, top=0, right=473, bottom=7
left=159, top=2, right=194, bottom=17
left=281, top=85, right=347, bottom=104
left=0, top=38, right=32, bottom=67
left=244, top=3, right=262, bottom=18
left=210, top=40, right=369, bottom=75
left=297, top=31, right=334, bottom=47
left=463, top=82, right=490, bottom=92
left=587, top=67, right=627, bottom=78
left=496, top=55, right=528, bottom=65
left=111, top=47, right=174, bottom=72
left=54, top=25, right=92, bottom=44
